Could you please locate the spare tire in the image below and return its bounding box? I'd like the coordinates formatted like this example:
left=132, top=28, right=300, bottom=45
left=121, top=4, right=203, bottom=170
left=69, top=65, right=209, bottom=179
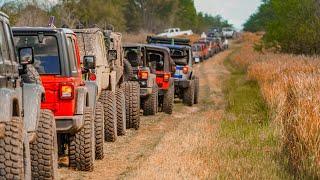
left=124, top=59, right=133, bottom=81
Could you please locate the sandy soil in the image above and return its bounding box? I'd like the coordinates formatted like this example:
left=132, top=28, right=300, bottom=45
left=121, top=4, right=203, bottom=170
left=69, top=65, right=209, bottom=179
left=58, top=48, right=232, bottom=180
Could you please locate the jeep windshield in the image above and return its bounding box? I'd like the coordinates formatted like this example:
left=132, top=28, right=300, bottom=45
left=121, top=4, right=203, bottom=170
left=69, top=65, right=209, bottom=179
left=169, top=48, right=188, bottom=66
left=14, top=35, right=60, bottom=75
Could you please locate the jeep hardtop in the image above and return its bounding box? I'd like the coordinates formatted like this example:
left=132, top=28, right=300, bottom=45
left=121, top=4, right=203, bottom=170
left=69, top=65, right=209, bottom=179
left=103, top=30, right=141, bottom=130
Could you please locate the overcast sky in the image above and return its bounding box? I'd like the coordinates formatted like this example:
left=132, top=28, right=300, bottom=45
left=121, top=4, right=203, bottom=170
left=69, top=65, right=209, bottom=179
left=194, top=0, right=262, bottom=29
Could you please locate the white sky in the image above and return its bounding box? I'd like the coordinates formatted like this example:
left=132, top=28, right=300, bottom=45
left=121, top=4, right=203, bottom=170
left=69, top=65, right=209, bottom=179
left=194, top=0, right=262, bottom=29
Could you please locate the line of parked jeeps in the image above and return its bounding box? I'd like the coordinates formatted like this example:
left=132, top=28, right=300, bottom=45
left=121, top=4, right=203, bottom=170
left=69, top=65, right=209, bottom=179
left=0, top=12, right=200, bottom=179
left=192, top=32, right=229, bottom=63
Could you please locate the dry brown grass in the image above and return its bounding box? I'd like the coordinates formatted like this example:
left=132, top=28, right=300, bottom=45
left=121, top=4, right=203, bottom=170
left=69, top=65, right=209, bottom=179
left=232, top=32, right=320, bottom=177
left=122, top=32, right=152, bottom=44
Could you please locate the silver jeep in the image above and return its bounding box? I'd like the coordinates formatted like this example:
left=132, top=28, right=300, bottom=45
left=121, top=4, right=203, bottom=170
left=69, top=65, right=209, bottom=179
left=0, top=12, right=57, bottom=179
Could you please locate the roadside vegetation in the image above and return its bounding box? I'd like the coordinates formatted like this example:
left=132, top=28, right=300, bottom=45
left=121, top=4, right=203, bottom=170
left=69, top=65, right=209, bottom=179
left=0, top=0, right=232, bottom=33
left=217, top=47, right=290, bottom=179
left=244, top=0, right=320, bottom=55
left=232, top=33, right=320, bottom=178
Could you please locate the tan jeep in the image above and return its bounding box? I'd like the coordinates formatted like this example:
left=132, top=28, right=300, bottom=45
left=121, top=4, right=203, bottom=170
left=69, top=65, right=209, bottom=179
left=74, top=28, right=140, bottom=146
left=104, top=30, right=140, bottom=130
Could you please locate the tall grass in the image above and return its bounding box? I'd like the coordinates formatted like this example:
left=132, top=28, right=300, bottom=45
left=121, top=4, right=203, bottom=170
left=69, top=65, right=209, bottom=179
left=233, top=33, right=320, bottom=178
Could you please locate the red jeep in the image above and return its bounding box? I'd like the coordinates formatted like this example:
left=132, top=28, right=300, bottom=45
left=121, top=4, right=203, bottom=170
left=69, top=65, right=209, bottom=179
left=147, top=46, right=176, bottom=114
left=13, top=27, right=97, bottom=171
left=194, top=41, right=210, bottom=60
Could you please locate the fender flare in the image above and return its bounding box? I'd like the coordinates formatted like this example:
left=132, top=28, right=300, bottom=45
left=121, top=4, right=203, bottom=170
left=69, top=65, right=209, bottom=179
left=75, top=86, right=88, bottom=115
left=23, top=83, right=44, bottom=132
left=85, top=81, right=98, bottom=110
left=0, top=88, right=20, bottom=123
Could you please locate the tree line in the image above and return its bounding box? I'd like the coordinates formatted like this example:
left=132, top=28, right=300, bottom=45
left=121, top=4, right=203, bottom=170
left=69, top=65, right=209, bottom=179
left=0, top=0, right=232, bottom=33
left=243, top=0, right=320, bottom=55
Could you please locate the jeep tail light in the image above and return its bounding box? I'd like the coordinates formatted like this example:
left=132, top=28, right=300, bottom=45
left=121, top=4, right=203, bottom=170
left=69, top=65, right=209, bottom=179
left=182, top=66, right=189, bottom=74
left=89, top=73, right=97, bottom=81
left=60, top=84, right=74, bottom=100
left=163, top=73, right=170, bottom=82
left=139, top=71, right=149, bottom=80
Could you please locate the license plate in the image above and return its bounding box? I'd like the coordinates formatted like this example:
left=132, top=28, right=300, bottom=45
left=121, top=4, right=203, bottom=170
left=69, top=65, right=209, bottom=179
left=195, top=57, right=200, bottom=63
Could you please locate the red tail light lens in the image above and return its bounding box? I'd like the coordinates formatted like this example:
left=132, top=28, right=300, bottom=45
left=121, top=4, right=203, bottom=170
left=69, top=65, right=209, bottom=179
left=139, top=71, right=149, bottom=80
left=163, top=73, right=170, bottom=82
left=182, top=66, right=189, bottom=74
left=89, top=73, right=97, bottom=81
left=60, top=84, right=74, bottom=100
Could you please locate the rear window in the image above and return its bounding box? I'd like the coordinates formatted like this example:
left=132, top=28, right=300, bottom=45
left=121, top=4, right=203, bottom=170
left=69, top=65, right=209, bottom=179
left=66, top=37, right=78, bottom=75
left=192, top=45, right=201, bottom=52
left=169, top=48, right=188, bottom=65
left=147, top=50, right=164, bottom=72
left=14, top=35, right=60, bottom=74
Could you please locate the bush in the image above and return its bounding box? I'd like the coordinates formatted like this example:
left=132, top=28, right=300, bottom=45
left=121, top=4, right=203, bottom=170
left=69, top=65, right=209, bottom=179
left=244, top=0, right=320, bottom=55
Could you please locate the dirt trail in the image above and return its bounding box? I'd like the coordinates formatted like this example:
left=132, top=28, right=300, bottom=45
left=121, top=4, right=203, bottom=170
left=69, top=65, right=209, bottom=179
left=58, top=49, right=233, bottom=180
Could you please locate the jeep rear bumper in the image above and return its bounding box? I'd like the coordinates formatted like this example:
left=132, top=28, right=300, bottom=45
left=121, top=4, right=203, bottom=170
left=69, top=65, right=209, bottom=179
left=55, top=115, right=84, bottom=134
left=140, top=87, right=153, bottom=97
left=174, top=80, right=191, bottom=88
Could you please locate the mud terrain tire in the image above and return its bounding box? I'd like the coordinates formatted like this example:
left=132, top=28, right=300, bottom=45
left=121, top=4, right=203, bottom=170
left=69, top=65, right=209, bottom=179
left=194, top=77, right=200, bottom=104
left=30, top=110, right=58, bottom=179
left=116, top=88, right=126, bottom=136
left=0, top=118, right=24, bottom=179
left=123, top=81, right=140, bottom=130
left=99, top=90, right=117, bottom=142
left=143, top=85, right=158, bottom=116
left=69, top=107, right=94, bottom=171
left=94, top=102, right=104, bottom=160
left=183, top=80, right=195, bottom=106
left=163, top=84, right=174, bottom=114
left=124, top=59, right=133, bottom=81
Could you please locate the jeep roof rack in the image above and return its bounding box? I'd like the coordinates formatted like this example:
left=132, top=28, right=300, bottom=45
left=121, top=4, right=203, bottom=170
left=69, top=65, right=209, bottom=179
left=147, top=36, right=190, bottom=46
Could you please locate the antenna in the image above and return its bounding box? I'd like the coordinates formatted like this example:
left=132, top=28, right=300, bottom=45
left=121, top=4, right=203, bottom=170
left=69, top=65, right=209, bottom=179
left=48, top=16, right=56, bottom=28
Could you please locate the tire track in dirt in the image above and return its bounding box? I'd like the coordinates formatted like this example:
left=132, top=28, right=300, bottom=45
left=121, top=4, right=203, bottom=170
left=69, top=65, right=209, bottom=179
left=58, top=49, right=233, bottom=180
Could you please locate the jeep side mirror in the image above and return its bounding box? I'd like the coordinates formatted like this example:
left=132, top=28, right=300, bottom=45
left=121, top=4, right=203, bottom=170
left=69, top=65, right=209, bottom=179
left=108, top=50, right=117, bottom=61
left=19, top=47, right=34, bottom=65
left=83, top=55, right=96, bottom=69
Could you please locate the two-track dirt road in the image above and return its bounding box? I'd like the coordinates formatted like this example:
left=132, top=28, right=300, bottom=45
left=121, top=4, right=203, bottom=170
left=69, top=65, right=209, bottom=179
left=58, top=48, right=232, bottom=179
